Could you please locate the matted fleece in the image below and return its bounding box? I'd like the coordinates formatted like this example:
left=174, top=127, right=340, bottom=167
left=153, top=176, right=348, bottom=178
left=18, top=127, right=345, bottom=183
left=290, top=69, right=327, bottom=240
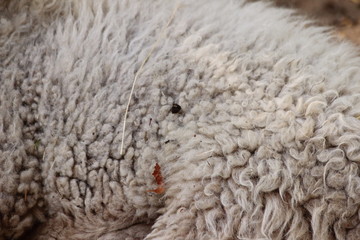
left=1, top=0, right=360, bottom=239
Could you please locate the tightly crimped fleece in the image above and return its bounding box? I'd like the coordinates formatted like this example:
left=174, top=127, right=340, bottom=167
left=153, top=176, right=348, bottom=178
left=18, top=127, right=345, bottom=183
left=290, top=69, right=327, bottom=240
left=1, top=0, right=360, bottom=239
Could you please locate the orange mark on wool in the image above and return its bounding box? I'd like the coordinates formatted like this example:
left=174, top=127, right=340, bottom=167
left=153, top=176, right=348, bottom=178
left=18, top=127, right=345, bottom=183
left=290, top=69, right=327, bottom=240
left=147, top=163, right=165, bottom=194
left=147, top=186, right=165, bottom=194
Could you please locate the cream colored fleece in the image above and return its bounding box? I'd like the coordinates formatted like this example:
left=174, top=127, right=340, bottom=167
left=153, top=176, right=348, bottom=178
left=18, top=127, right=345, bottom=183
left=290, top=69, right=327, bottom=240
left=1, top=0, right=360, bottom=239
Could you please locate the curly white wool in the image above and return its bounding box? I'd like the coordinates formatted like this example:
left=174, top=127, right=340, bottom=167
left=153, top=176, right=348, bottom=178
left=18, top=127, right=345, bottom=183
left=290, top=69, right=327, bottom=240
left=1, top=0, right=360, bottom=239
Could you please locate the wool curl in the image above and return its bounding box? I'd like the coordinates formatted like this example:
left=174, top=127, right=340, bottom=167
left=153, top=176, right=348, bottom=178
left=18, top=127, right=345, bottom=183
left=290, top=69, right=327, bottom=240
left=1, top=0, right=360, bottom=239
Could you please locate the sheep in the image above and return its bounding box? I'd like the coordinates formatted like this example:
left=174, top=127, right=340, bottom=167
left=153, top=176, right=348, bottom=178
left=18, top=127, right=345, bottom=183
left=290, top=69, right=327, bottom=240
left=1, top=0, right=360, bottom=239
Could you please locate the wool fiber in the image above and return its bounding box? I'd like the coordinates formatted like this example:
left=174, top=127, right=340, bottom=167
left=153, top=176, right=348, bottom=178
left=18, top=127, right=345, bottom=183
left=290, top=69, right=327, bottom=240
left=1, top=0, right=360, bottom=239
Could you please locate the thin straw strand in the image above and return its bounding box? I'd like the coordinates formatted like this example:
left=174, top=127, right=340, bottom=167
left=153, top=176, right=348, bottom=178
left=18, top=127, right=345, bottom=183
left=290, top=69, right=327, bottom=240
left=120, top=3, right=180, bottom=156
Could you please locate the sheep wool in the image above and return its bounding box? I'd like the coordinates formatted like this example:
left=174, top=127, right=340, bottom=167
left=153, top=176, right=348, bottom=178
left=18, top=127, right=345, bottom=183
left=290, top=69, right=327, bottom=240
left=1, top=0, right=360, bottom=239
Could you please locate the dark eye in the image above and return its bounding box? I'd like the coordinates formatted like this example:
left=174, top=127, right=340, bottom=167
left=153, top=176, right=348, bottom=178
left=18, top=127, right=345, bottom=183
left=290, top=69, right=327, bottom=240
left=170, top=103, right=182, bottom=114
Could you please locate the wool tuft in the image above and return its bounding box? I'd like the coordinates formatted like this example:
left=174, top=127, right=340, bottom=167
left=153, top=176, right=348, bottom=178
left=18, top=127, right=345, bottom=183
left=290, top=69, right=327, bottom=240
left=1, top=0, right=360, bottom=239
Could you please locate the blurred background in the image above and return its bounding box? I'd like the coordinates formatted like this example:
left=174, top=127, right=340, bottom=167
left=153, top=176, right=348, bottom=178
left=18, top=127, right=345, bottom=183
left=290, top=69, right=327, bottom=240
left=250, top=0, right=360, bottom=45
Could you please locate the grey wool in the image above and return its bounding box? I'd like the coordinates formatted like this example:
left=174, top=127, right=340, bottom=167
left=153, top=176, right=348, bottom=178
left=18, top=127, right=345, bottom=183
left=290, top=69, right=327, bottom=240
left=1, top=0, right=360, bottom=239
